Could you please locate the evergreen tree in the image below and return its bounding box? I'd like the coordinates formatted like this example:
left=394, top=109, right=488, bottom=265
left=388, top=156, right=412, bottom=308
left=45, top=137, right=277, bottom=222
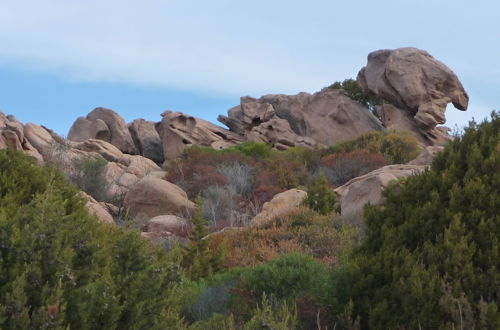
left=0, top=149, right=184, bottom=329
left=341, top=112, right=500, bottom=328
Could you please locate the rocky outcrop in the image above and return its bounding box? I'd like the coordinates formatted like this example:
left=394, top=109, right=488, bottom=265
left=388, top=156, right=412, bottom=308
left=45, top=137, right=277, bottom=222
left=335, top=165, right=426, bottom=220
left=408, top=146, right=444, bottom=166
left=219, top=90, right=384, bottom=148
left=68, top=107, right=137, bottom=154
left=128, top=119, right=164, bottom=163
left=357, top=47, right=468, bottom=145
left=250, top=189, right=307, bottom=227
left=124, top=175, right=196, bottom=221
left=157, top=111, right=243, bottom=160
left=146, top=215, right=190, bottom=237
left=81, top=192, right=114, bottom=224
left=0, top=113, right=43, bottom=163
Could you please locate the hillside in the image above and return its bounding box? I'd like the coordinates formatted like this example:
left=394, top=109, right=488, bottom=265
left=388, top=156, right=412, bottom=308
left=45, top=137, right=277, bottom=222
left=1, top=47, right=498, bottom=329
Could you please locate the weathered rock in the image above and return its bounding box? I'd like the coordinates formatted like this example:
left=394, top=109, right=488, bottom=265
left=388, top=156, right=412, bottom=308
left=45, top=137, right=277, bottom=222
left=358, top=47, right=468, bottom=145
left=81, top=192, right=115, bottom=224
left=0, top=113, right=44, bottom=163
left=250, top=189, right=307, bottom=227
left=128, top=119, right=164, bottom=163
left=68, top=107, right=137, bottom=154
left=147, top=215, right=190, bottom=237
left=408, top=146, right=444, bottom=165
left=24, top=123, right=56, bottom=156
left=124, top=176, right=196, bottom=220
left=219, top=89, right=383, bottom=148
left=157, top=111, right=243, bottom=159
left=73, top=139, right=124, bottom=163
left=335, top=165, right=427, bottom=219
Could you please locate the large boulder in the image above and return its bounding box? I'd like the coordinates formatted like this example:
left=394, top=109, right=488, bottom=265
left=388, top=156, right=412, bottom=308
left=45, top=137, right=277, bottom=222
left=68, top=107, right=137, bottom=154
left=157, top=111, right=243, bottom=160
left=357, top=47, right=468, bottom=145
left=128, top=119, right=164, bottom=163
left=219, top=89, right=383, bottom=148
left=335, top=165, right=426, bottom=221
left=408, top=146, right=444, bottom=166
left=81, top=192, right=114, bottom=224
left=124, top=176, right=196, bottom=220
left=146, top=215, right=190, bottom=237
left=250, top=189, right=307, bottom=227
left=0, top=113, right=43, bottom=163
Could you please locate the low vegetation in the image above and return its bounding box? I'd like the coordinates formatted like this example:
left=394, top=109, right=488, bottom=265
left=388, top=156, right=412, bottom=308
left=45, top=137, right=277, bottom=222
left=1, top=112, right=498, bottom=328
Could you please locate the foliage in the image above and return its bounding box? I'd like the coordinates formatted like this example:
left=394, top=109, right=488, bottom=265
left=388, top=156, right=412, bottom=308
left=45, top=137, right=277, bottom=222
left=320, top=149, right=386, bottom=186
left=217, top=207, right=358, bottom=267
left=328, top=78, right=382, bottom=112
left=0, top=150, right=184, bottom=329
left=343, top=112, right=500, bottom=328
left=327, top=129, right=421, bottom=164
left=70, top=155, right=109, bottom=201
left=182, top=209, right=226, bottom=280
left=303, top=172, right=338, bottom=214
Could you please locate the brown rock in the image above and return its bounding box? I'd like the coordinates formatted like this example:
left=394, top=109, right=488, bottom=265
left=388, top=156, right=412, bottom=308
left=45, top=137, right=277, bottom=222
left=124, top=176, right=196, bottom=220
left=250, top=189, right=307, bottom=227
left=157, top=111, right=243, bottom=159
left=408, top=146, right=444, bottom=166
left=147, top=215, right=190, bottom=237
left=128, top=119, right=164, bottom=163
left=219, top=89, right=383, bottom=148
left=81, top=192, right=115, bottom=224
left=358, top=47, right=468, bottom=145
left=68, top=107, right=137, bottom=154
left=335, top=165, right=426, bottom=219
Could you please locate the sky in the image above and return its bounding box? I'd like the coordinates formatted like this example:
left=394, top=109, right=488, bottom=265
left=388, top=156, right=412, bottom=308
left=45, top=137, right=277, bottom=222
left=0, top=0, right=498, bottom=135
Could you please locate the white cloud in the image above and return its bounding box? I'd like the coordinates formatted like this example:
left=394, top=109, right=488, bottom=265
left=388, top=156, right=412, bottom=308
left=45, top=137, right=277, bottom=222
left=0, top=0, right=498, bottom=115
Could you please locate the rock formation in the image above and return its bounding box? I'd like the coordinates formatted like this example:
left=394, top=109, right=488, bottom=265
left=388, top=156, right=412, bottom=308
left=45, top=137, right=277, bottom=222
left=157, top=110, right=243, bottom=160
left=0, top=113, right=44, bottom=163
left=334, top=164, right=426, bottom=221
left=250, top=188, right=307, bottom=227
left=68, top=107, right=138, bottom=154
left=219, top=89, right=384, bottom=149
left=124, top=175, right=196, bottom=221
left=128, top=119, right=164, bottom=163
left=357, top=47, right=468, bottom=145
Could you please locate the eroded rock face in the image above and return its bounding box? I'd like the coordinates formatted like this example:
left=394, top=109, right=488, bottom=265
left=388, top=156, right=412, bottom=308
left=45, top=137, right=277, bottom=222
left=219, top=89, right=383, bottom=148
left=81, top=192, right=115, bottom=224
left=128, top=119, right=164, bottom=163
left=357, top=47, right=468, bottom=145
left=250, top=188, right=307, bottom=227
left=124, top=176, right=196, bottom=221
left=68, top=107, right=137, bottom=154
left=335, top=164, right=426, bottom=221
left=0, top=113, right=43, bottom=163
left=157, top=111, right=243, bottom=160
left=408, top=146, right=444, bottom=166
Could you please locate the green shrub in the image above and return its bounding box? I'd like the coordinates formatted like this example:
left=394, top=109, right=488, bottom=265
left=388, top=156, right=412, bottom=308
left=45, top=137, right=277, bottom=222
left=343, top=112, right=500, bottom=329
left=0, top=150, right=184, bottom=329
left=303, top=172, right=338, bottom=215
left=240, top=253, right=329, bottom=301
left=70, top=155, right=109, bottom=201
left=327, top=130, right=421, bottom=164
left=328, top=78, right=382, bottom=112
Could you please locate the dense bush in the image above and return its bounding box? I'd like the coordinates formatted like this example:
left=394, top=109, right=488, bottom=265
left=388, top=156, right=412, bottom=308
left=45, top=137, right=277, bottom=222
left=303, top=172, right=338, bottom=214
left=327, top=130, right=421, bottom=164
left=342, top=112, right=500, bottom=328
left=328, top=78, right=382, bottom=112
left=320, top=149, right=385, bottom=186
left=0, top=150, right=184, bottom=328
left=70, top=156, right=109, bottom=201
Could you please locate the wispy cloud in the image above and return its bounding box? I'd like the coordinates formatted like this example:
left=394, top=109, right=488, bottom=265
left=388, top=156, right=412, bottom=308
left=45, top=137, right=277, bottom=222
left=0, top=0, right=498, bottom=110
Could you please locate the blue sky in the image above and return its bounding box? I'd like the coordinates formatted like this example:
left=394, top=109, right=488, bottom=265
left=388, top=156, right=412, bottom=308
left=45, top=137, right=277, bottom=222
left=0, top=0, right=498, bottom=135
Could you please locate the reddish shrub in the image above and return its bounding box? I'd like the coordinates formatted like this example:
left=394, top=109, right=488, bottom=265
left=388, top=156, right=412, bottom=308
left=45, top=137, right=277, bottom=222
left=320, top=149, right=385, bottom=186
